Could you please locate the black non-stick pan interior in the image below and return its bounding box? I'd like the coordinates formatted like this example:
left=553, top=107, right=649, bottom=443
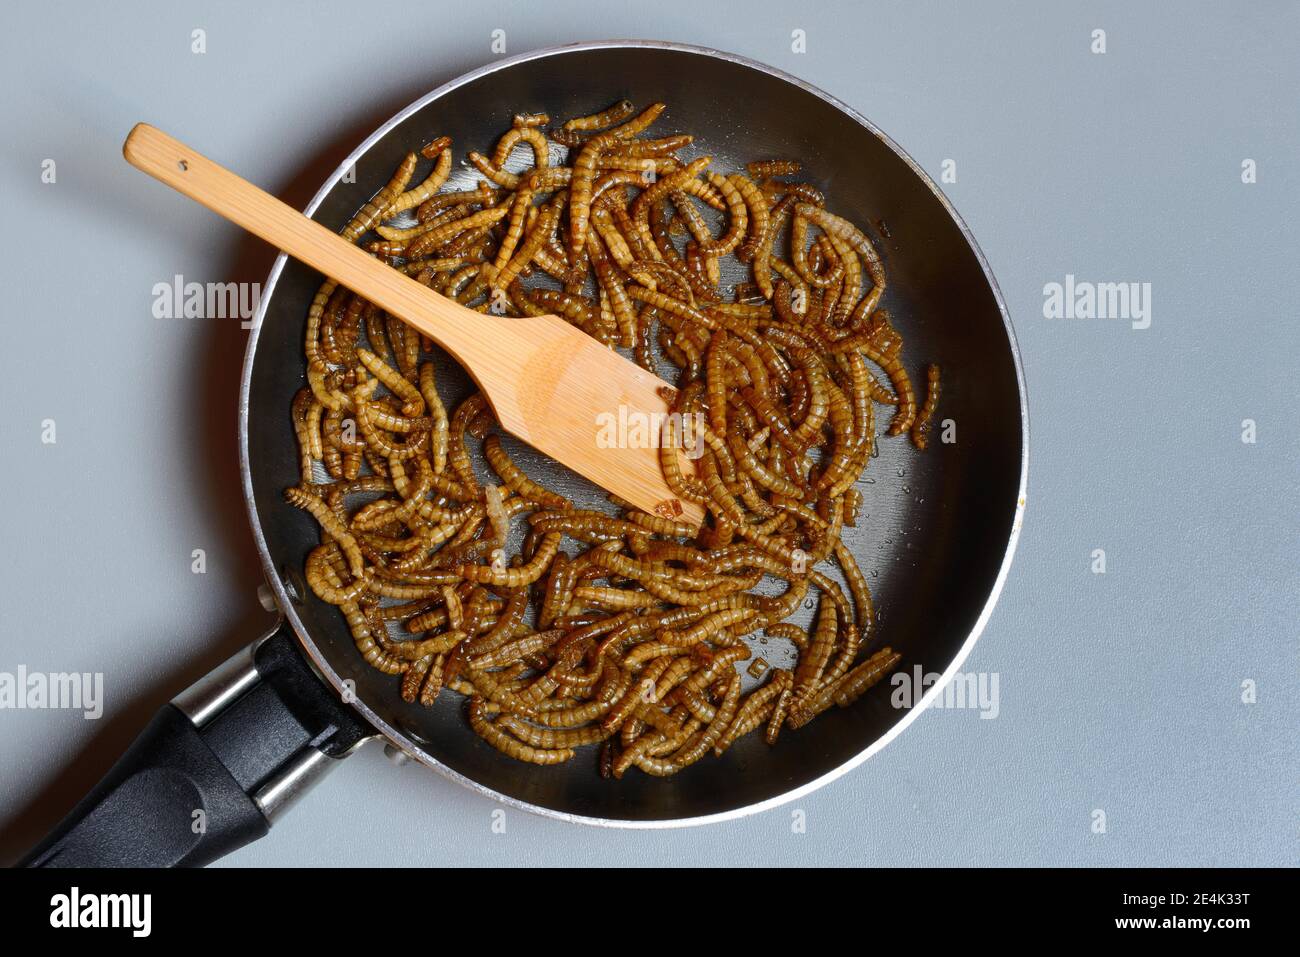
left=245, top=43, right=1025, bottom=823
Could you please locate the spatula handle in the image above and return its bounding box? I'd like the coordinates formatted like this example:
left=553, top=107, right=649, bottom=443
left=122, top=123, right=495, bottom=367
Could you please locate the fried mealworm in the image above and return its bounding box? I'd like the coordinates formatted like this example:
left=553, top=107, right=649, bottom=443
left=910, top=363, right=941, bottom=449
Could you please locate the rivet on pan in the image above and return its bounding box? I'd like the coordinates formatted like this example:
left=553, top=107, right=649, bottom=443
left=280, top=564, right=306, bottom=604
left=383, top=743, right=412, bottom=767
left=256, top=583, right=277, bottom=612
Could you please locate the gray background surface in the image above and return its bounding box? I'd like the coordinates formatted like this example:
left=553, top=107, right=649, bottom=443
left=1, top=0, right=1295, bottom=867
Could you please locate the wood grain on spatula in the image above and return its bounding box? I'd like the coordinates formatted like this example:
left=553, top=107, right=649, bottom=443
left=122, top=123, right=704, bottom=528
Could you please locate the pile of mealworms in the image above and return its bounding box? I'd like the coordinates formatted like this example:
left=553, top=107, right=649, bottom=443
left=287, top=100, right=940, bottom=777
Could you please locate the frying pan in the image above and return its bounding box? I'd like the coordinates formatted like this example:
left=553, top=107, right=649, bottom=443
left=21, top=40, right=1027, bottom=867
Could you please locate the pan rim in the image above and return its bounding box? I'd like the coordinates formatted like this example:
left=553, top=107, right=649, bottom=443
left=238, top=38, right=1029, bottom=829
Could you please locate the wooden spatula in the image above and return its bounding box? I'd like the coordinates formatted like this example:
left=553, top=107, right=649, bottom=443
left=123, top=123, right=704, bottom=528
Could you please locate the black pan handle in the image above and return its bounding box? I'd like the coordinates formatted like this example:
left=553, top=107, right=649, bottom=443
left=18, top=621, right=372, bottom=868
